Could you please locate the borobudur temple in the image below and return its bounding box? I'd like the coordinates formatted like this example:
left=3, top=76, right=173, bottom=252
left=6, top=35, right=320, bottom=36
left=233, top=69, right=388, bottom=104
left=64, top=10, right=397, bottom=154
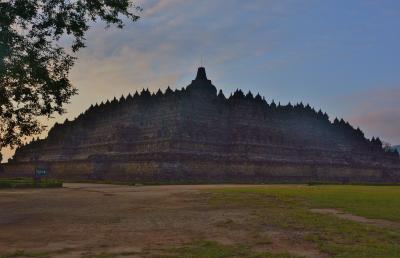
left=2, top=67, right=400, bottom=183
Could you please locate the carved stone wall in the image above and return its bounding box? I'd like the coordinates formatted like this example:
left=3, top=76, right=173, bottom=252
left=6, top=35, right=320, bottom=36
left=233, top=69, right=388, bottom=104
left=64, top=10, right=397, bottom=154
left=3, top=67, right=399, bottom=182
left=2, top=158, right=398, bottom=183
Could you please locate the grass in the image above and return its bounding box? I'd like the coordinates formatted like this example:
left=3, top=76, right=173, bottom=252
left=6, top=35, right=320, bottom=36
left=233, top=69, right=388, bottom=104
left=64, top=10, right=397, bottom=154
left=80, top=253, right=118, bottom=258
left=213, top=185, right=400, bottom=222
left=0, top=178, right=63, bottom=188
left=205, top=185, right=400, bottom=258
left=159, top=240, right=304, bottom=258
left=0, top=250, right=139, bottom=258
left=0, top=250, right=49, bottom=258
left=1, top=243, right=302, bottom=258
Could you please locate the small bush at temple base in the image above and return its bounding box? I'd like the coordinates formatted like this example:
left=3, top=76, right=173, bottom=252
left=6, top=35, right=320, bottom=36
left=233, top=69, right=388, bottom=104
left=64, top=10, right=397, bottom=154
left=0, top=178, right=63, bottom=188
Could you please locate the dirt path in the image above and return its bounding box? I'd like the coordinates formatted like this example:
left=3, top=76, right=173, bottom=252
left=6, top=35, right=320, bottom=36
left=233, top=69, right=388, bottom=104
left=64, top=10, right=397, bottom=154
left=310, top=208, right=400, bottom=228
left=0, top=184, right=324, bottom=257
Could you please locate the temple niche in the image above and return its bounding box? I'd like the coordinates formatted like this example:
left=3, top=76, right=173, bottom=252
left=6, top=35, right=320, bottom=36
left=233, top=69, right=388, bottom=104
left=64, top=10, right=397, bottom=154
left=3, top=67, right=400, bottom=182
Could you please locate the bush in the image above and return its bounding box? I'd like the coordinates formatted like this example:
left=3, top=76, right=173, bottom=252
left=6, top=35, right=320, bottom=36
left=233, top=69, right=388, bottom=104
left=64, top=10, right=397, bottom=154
left=0, top=178, right=63, bottom=188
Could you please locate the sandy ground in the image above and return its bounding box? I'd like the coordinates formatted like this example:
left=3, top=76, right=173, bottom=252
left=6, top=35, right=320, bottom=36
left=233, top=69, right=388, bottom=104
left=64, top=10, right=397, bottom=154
left=0, top=184, right=325, bottom=257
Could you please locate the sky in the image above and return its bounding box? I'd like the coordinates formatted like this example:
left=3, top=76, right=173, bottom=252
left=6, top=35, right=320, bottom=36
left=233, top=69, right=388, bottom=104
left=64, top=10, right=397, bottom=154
left=2, top=0, right=400, bottom=162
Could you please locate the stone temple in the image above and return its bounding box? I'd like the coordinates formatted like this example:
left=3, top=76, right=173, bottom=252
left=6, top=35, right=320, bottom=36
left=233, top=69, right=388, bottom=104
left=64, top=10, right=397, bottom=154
left=2, top=67, right=400, bottom=182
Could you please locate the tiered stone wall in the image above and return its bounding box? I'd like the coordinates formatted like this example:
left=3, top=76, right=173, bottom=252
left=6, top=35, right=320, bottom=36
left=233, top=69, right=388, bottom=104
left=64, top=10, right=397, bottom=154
left=2, top=158, right=398, bottom=183
left=3, top=67, right=399, bottom=182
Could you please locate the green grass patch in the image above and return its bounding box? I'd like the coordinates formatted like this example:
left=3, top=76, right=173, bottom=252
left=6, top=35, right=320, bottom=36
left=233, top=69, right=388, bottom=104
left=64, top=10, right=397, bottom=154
left=212, top=185, right=400, bottom=222
left=0, top=250, right=50, bottom=258
left=159, top=240, right=303, bottom=258
left=1, top=249, right=135, bottom=258
left=81, top=253, right=118, bottom=258
left=0, top=178, right=63, bottom=188
left=205, top=185, right=400, bottom=257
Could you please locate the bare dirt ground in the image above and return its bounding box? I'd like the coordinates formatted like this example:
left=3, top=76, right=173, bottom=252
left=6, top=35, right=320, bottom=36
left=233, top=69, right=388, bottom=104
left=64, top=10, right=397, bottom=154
left=310, top=208, right=400, bottom=228
left=0, top=184, right=325, bottom=257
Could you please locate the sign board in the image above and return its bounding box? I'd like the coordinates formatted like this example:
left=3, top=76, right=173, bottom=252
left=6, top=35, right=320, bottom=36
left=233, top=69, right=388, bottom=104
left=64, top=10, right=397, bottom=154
left=35, top=168, right=47, bottom=177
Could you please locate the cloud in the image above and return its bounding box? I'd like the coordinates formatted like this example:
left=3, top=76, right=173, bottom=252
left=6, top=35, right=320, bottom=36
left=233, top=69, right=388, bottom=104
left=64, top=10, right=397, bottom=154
left=65, top=0, right=299, bottom=105
left=343, top=87, right=400, bottom=145
left=351, top=110, right=400, bottom=141
left=140, top=0, right=188, bottom=17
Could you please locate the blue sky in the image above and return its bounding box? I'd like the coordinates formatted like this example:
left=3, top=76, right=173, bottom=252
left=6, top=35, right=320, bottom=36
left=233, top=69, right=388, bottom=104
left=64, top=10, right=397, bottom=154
left=2, top=0, right=400, bottom=161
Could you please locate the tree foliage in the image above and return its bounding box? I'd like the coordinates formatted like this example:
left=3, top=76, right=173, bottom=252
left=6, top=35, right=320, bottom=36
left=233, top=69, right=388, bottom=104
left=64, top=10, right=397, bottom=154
left=0, top=0, right=141, bottom=149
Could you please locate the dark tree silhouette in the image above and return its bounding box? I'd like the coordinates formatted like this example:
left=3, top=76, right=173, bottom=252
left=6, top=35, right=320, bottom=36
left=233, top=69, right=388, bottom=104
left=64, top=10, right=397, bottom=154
left=0, top=0, right=141, bottom=149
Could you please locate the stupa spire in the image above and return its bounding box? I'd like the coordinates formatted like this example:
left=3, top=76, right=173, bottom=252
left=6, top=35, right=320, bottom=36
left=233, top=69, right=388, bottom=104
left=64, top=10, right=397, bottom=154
left=195, top=67, right=208, bottom=81
left=185, top=67, right=217, bottom=96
